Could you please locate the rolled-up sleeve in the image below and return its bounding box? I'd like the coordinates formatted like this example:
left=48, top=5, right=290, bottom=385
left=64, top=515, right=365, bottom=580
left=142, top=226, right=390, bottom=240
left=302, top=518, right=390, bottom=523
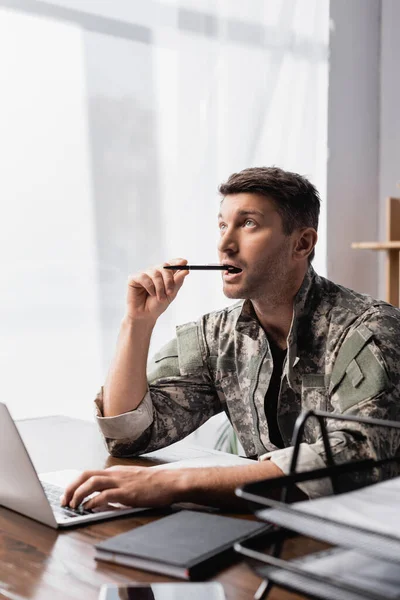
left=259, top=443, right=334, bottom=499
left=94, top=320, right=222, bottom=458
left=95, top=387, right=153, bottom=441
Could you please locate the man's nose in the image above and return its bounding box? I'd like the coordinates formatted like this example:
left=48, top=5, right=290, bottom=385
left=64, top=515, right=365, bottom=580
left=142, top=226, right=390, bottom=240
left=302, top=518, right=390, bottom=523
left=218, top=228, right=238, bottom=254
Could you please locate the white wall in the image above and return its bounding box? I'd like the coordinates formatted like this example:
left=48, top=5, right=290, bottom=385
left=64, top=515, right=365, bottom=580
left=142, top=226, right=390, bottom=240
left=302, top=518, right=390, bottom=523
left=327, top=0, right=380, bottom=297
left=327, top=0, right=400, bottom=301
left=379, top=0, right=400, bottom=298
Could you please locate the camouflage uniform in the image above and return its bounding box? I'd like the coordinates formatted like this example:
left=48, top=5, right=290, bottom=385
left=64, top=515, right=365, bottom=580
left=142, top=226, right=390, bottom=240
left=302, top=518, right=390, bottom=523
left=95, top=266, right=400, bottom=498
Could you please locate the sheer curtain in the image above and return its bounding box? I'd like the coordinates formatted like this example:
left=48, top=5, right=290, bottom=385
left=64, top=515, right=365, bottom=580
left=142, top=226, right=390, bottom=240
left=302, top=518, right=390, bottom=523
left=0, top=0, right=329, bottom=441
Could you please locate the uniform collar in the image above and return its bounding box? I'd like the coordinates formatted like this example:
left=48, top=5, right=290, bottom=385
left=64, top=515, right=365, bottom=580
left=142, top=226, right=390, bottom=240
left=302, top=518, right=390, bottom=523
left=285, top=264, right=317, bottom=377
left=235, top=298, right=261, bottom=339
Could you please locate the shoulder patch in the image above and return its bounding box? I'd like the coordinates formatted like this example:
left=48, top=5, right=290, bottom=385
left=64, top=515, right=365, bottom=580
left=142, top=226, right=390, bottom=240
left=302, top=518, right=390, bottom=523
left=330, top=323, right=373, bottom=389
left=330, top=324, right=390, bottom=412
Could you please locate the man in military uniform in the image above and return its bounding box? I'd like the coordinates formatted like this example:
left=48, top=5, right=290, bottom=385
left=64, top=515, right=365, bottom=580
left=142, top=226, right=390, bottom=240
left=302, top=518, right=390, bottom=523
left=62, top=167, right=400, bottom=510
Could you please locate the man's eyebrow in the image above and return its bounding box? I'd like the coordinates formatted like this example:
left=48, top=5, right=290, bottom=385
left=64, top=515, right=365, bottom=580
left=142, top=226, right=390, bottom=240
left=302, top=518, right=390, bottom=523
left=217, top=209, right=265, bottom=220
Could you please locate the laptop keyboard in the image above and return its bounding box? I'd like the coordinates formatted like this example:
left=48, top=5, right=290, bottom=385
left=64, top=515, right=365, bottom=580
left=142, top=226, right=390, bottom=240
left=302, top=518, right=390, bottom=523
left=42, top=481, right=94, bottom=519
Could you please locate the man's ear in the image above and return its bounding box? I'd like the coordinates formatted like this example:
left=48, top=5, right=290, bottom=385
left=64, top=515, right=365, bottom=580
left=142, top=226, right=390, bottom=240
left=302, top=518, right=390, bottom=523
left=293, top=228, right=318, bottom=261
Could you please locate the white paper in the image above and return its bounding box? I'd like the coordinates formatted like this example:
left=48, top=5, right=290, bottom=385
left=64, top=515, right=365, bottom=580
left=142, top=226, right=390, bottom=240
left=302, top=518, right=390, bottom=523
left=285, top=476, right=400, bottom=538
left=269, top=547, right=400, bottom=600
left=141, top=440, right=252, bottom=465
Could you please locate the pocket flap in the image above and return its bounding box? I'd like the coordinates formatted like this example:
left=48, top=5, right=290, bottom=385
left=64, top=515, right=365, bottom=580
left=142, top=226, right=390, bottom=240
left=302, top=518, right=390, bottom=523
left=176, top=322, right=204, bottom=374
left=346, top=358, right=364, bottom=388
left=302, top=373, right=330, bottom=388
left=208, top=356, right=236, bottom=372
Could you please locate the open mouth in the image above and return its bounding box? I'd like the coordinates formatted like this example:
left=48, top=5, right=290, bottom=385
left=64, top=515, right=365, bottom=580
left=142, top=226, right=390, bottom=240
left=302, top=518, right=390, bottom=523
left=223, top=264, right=243, bottom=274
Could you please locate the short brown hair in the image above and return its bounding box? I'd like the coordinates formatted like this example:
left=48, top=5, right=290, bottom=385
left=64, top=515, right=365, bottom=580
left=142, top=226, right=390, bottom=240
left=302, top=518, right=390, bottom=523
left=218, top=166, right=320, bottom=262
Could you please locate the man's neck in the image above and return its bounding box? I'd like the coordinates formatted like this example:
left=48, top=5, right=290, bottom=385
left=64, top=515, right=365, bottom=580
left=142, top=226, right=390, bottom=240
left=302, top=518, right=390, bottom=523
left=252, top=301, right=293, bottom=350
left=251, top=266, right=308, bottom=350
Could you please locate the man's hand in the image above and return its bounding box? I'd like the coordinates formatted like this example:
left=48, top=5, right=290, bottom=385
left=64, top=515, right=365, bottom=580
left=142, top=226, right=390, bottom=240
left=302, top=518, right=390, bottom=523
left=60, top=461, right=290, bottom=511
left=61, top=465, right=186, bottom=510
left=126, top=258, right=189, bottom=323
left=101, top=258, right=189, bottom=417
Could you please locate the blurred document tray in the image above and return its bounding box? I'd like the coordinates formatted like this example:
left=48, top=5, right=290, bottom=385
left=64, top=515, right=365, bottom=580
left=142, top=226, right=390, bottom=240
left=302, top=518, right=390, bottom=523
left=234, top=409, right=400, bottom=600
left=235, top=528, right=400, bottom=600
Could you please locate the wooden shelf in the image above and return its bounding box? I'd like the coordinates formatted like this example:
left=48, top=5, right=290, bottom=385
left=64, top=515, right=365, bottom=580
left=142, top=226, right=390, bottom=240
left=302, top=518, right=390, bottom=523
left=352, top=242, right=400, bottom=250
left=351, top=197, right=400, bottom=306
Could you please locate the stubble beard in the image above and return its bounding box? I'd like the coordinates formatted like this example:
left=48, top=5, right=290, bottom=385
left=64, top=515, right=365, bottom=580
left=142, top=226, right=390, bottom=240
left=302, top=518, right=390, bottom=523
left=222, top=242, right=292, bottom=303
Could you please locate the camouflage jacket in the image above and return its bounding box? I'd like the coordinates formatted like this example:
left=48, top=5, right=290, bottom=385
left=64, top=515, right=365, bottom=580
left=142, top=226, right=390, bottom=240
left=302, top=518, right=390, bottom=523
left=95, top=266, right=400, bottom=498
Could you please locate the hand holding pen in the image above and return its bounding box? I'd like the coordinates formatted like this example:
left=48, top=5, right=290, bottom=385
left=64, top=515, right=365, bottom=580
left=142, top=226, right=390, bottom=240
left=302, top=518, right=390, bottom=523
left=125, top=259, right=190, bottom=323
left=125, top=260, right=242, bottom=325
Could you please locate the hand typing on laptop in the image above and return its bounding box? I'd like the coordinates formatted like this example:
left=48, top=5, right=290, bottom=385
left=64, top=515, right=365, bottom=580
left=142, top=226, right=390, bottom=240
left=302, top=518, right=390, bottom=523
left=61, top=465, right=188, bottom=510
left=61, top=460, right=284, bottom=511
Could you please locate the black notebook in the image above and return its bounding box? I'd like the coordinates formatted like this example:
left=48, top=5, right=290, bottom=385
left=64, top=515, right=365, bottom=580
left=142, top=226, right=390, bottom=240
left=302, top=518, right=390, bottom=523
left=95, top=510, right=270, bottom=580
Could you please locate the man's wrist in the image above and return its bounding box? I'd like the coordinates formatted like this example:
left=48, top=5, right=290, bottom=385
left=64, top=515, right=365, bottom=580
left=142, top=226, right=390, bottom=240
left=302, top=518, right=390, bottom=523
left=169, top=468, right=195, bottom=503
left=121, top=314, right=156, bottom=333
left=170, top=462, right=289, bottom=509
left=172, top=465, right=252, bottom=508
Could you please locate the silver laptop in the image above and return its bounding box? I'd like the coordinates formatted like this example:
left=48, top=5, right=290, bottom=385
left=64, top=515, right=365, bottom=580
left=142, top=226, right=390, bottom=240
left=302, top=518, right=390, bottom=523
left=0, top=402, right=147, bottom=528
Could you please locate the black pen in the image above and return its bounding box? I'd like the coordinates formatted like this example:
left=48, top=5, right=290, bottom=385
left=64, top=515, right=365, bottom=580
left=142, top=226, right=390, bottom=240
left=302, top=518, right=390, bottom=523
left=163, top=264, right=242, bottom=274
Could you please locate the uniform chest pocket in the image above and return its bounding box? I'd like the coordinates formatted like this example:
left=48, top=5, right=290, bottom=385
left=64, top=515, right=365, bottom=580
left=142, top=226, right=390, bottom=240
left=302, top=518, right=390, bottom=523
left=208, top=356, right=238, bottom=402
left=301, top=374, right=329, bottom=412
left=217, top=374, right=242, bottom=410
left=209, top=356, right=237, bottom=383
left=301, top=374, right=329, bottom=442
left=209, top=356, right=256, bottom=456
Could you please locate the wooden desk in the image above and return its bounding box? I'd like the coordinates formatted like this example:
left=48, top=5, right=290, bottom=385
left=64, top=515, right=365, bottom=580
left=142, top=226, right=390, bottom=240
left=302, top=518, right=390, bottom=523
left=0, top=416, right=326, bottom=600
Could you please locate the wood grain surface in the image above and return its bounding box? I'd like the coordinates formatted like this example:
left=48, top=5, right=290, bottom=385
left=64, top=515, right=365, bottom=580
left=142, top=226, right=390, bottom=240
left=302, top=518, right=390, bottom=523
left=0, top=416, right=327, bottom=600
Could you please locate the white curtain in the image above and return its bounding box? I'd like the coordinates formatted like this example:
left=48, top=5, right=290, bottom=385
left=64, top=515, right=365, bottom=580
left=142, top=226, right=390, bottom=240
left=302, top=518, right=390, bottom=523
left=0, top=0, right=329, bottom=438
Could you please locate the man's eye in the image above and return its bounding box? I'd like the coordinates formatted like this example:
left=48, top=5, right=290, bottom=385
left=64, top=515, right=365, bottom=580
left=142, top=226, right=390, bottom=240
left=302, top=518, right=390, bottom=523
left=219, top=223, right=227, bottom=231
left=244, top=219, right=256, bottom=227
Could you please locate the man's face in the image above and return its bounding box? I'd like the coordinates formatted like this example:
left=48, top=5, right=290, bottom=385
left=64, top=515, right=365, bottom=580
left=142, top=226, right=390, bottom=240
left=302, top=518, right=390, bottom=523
left=217, top=193, right=295, bottom=300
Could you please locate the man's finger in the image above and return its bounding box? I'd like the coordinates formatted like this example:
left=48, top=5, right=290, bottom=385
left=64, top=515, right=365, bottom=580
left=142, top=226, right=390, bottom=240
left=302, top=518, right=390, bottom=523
left=163, top=258, right=189, bottom=292
left=167, top=258, right=188, bottom=265
left=173, top=268, right=189, bottom=282
left=147, top=269, right=167, bottom=301
left=162, top=262, right=176, bottom=294
left=130, top=273, right=157, bottom=296
left=82, top=488, right=123, bottom=510
left=69, top=475, right=118, bottom=509
left=61, top=470, right=110, bottom=506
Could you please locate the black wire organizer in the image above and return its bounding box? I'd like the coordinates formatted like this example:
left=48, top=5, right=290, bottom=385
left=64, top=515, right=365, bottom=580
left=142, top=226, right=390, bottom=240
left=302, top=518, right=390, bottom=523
left=233, top=409, right=400, bottom=600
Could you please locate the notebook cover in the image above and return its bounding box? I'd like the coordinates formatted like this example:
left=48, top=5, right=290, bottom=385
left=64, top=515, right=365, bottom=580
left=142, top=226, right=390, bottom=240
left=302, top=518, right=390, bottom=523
left=95, top=510, right=270, bottom=579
